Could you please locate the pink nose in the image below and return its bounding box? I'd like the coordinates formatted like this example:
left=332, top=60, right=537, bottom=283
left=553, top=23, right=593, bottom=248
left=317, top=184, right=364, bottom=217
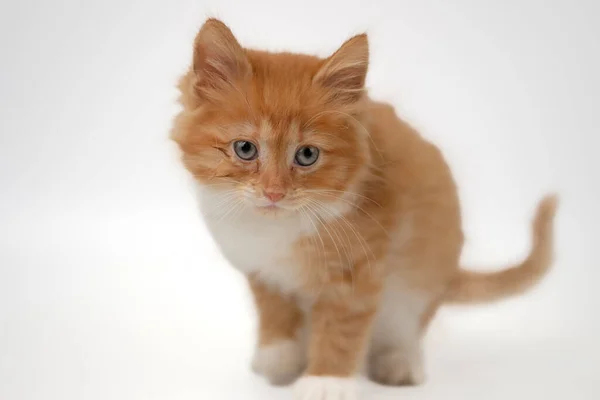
left=264, top=191, right=285, bottom=203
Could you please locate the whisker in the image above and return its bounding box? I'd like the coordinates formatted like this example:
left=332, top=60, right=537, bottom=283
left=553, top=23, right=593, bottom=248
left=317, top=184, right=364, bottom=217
left=204, top=191, right=240, bottom=216
left=298, top=206, right=317, bottom=270
left=313, top=193, right=389, bottom=237
left=213, top=199, right=245, bottom=226
left=200, top=182, right=239, bottom=188
left=300, top=204, right=329, bottom=292
left=226, top=199, right=247, bottom=225
left=308, top=201, right=357, bottom=294
left=308, top=199, right=376, bottom=277
left=304, top=201, right=352, bottom=291
left=305, top=189, right=382, bottom=208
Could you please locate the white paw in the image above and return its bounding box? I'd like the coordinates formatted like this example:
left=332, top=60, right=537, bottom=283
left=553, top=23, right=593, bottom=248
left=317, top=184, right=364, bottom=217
left=251, top=339, right=305, bottom=385
left=294, top=376, right=357, bottom=400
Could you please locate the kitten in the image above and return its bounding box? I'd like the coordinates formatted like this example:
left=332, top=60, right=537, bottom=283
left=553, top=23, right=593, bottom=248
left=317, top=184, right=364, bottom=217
left=171, top=18, right=558, bottom=400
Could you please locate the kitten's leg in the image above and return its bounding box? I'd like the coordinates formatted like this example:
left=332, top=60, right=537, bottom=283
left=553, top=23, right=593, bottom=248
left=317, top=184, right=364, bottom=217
left=249, top=276, right=306, bottom=386
left=294, top=282, right=381, bottom=400
left=367, top=282, right=437, bottom=386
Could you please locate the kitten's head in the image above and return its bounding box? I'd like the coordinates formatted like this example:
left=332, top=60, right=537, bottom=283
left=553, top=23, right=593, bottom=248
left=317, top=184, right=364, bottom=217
left=172, top=19, right=373, bottom=219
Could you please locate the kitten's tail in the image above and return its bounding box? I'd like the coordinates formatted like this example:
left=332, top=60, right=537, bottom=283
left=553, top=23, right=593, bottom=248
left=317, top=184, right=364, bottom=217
left=445, top=195, right=559, bottom=305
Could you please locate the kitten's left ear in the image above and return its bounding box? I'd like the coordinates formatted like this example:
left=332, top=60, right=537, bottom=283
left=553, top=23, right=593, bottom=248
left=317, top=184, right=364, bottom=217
left=314, top=34, right=369, bottom=102
left=192, top=18, right=251, bottom=97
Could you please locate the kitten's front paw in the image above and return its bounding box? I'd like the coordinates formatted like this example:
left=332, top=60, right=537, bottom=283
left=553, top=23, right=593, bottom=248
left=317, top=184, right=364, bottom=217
left=251, top=339, right=305, bottom=386
left=368, top=350, right=425, bottom=386
left=294, top=376, right=357, bottom=400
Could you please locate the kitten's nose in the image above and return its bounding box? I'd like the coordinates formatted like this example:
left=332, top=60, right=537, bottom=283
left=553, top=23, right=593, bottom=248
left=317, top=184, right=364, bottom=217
left=264, top=191, right=285, bottom=203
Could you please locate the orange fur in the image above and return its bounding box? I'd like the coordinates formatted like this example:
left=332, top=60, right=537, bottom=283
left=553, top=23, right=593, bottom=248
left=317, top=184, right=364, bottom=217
left=171, top=18, right=559, bottom=397
left=249, top=275, right=304, bottom=347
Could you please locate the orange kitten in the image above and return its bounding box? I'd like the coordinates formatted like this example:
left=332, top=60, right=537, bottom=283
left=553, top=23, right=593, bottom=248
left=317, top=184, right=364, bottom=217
left=171, top=18, right=558, bottom=400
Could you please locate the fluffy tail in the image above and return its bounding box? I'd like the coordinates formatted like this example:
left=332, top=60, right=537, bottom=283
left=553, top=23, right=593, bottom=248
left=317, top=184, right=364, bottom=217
left=445, top=195, right=559, bottom=304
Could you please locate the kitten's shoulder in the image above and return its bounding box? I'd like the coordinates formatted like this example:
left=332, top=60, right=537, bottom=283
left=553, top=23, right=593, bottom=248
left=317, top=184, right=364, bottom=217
left=366, top=100, right=423, bottom=148
left=367, top=100, right=396, bottom=116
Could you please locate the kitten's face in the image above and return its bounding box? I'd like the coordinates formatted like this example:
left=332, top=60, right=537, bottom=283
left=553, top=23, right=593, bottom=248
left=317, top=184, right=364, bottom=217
left=172, top=19, right=371, bottom=219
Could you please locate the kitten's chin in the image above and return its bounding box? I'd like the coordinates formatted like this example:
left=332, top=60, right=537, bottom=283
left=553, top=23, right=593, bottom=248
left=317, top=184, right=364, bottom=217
left=254, top=204, right=292, bottom=217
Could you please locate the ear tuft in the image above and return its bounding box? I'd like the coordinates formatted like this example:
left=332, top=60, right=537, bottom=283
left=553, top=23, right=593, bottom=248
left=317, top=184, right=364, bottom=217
left=192, top=19, right=251, bottom=95
left=314, top=34, right=369, bottom=102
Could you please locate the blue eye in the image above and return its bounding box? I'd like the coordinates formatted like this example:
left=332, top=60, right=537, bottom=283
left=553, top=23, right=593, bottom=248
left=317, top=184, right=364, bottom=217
left=233, top=140, right=258, bottom=160
left=295, top=146, right=319, bottom=166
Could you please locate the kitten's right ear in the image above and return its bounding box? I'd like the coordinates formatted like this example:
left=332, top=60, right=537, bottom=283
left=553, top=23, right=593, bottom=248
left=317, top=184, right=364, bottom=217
left=192, top=19, right=251, bottom=96
left=314, top=33, right=369, bottom=104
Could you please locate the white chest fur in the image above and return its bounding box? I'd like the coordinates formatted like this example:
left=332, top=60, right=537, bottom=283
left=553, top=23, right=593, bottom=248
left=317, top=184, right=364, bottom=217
left=197, top=187, right=309, bottom=294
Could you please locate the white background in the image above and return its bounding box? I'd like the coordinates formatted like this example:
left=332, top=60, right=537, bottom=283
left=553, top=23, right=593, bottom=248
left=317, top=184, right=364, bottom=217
left=1, top=0, right=598, bottom=399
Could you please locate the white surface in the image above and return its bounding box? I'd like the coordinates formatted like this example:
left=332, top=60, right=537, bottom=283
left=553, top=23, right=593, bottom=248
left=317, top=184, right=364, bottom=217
left=0, top=0, right=598, bottom=399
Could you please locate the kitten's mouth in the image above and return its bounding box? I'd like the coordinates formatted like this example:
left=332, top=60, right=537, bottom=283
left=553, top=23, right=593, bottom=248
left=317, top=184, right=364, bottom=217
left=254, top=199, right=300, bottom=213
left=255, top=202, right=297, bottom=214
left=256, top=203, right=281, bottom=212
